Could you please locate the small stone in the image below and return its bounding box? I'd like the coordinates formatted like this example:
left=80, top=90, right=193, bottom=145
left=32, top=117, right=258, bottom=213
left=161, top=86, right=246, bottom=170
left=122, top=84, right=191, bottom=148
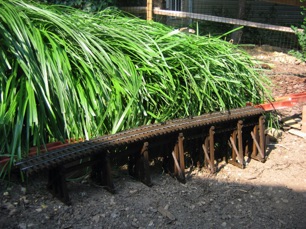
left=5, top=202, right=15, bottom=211
left=157, top=206, right=175, bottom=221
left=198, top=201, right=206, bottom=206
left=149, top=207, right=157, bottom=213
left=92, top=215, right=100, bottom=223
left=282, top=199, right=289, bottom=203
left=18, top=223, right=27, bottom=229
left=3, top=191, right=9, bottom=196
left=80, top=192, right=86, bottom=197
left=35, top=208, right=42, bottom=213
left=21, top=196, right=29, bottom=204
left=110, top=197, right=115, bottom=205
left=9, top=208, right=17, bottom=216
left=21, top=187, right=27, bottom=195
left=221, top=222, right=227, bottom=227
left=148, top=221, right=154, bottom=227
left=111, top=211, right=119, bottom=218
left=129, top=190, right=138, bottom=194
left=278, top=219, right=285, bottom=225
left=131, top=221, right=139, bottom=228
left=81, top=179, right=88, bottom=184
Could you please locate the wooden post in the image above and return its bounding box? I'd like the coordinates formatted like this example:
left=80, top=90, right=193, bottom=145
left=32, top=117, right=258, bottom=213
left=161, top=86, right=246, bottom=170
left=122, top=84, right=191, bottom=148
left=178, top=133, right=185, bottom=177
left=47, top=166, right=71, bottom=205
left=231, top=130, right=238, bottom=162
left=128, top=142, right=152, bottom=187
left=173, top=143, right=179, bottom=177
left=230, top=0, right=246, bottom=43
left=302, top=105, right=306, bottom=133
left=259, top=116, right=265, bottom=157
left=147, top=0, right=153, bottom=21
left=139, top=142, right=152, bottom=187
left=209, top=126, right=215, bottom=172
left=252, top=125, right=258, bottom=158
left=100, top=155, right=116, bottom=193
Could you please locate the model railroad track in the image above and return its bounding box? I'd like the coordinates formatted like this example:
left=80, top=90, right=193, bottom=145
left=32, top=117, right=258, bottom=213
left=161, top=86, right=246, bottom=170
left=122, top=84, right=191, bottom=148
left=16, top=106, right=267, bottom=204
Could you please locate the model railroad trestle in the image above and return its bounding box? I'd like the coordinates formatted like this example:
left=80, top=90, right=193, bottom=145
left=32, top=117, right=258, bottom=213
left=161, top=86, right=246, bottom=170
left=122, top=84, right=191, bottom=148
left=16, top=106, right=267, bottom=205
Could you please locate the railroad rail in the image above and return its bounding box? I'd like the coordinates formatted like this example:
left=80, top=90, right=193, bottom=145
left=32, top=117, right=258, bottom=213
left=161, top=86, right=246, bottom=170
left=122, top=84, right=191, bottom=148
left=16, top=106, right=266, bottom=204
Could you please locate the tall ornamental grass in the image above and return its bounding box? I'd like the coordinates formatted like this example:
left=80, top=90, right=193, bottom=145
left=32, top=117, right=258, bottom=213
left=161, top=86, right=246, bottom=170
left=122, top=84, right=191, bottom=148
left=0, top=0, right=270, bottom=178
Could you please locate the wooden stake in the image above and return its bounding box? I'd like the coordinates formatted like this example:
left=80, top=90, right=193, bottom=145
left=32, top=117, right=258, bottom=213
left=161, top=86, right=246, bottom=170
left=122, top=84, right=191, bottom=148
left=302, top=105, right=306, bottom=133
left=147, top=0, right=153, bottom=21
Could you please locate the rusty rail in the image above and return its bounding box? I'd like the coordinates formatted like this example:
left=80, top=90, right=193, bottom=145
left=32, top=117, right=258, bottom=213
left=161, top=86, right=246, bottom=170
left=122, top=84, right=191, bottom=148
left=16, top=106, right=266, bottom=204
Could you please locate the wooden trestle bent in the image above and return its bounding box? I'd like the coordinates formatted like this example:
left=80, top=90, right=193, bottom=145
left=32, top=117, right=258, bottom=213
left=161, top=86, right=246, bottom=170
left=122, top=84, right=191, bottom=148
left=16, top=106, right=267, bottom=204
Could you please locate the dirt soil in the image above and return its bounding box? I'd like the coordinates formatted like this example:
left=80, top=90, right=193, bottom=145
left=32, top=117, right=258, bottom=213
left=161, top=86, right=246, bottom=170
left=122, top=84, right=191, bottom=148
left=1, top=45, right=306, bottom=229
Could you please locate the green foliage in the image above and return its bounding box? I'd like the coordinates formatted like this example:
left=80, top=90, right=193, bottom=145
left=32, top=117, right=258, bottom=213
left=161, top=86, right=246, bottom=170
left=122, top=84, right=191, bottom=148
left=290, top=0, right=306, bottom=61
left=0, top=0, right=271, bottom=178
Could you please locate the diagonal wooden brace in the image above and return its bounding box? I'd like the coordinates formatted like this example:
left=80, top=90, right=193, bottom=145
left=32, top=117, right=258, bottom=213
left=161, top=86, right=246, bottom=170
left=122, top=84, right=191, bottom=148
left=172, top=151, right=184, bottom=180
left=202, top=143, right=214, bottom=173
left=203, top=126, right=216, bottom=173
left=228, top=120, right=245, bottom=169
left=172, top=133, right=186, bottom=183
left=251, top=132, right=265, bottom=160
left=250, top=116, right=266, bottom=162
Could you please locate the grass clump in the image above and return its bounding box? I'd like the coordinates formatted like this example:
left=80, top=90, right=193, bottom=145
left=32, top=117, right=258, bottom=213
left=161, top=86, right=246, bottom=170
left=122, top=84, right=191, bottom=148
left=0, top=0, right=270, bottom=178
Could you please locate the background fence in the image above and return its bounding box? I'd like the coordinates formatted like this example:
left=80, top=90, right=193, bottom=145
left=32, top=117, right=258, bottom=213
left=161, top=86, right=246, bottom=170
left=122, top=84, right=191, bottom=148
left=118, top=0, right=305, bottom=49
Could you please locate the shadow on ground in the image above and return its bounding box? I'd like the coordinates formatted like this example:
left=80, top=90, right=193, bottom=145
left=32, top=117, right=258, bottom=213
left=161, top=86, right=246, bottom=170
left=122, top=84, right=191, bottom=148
left=1, top=166, right=305, bottom=229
